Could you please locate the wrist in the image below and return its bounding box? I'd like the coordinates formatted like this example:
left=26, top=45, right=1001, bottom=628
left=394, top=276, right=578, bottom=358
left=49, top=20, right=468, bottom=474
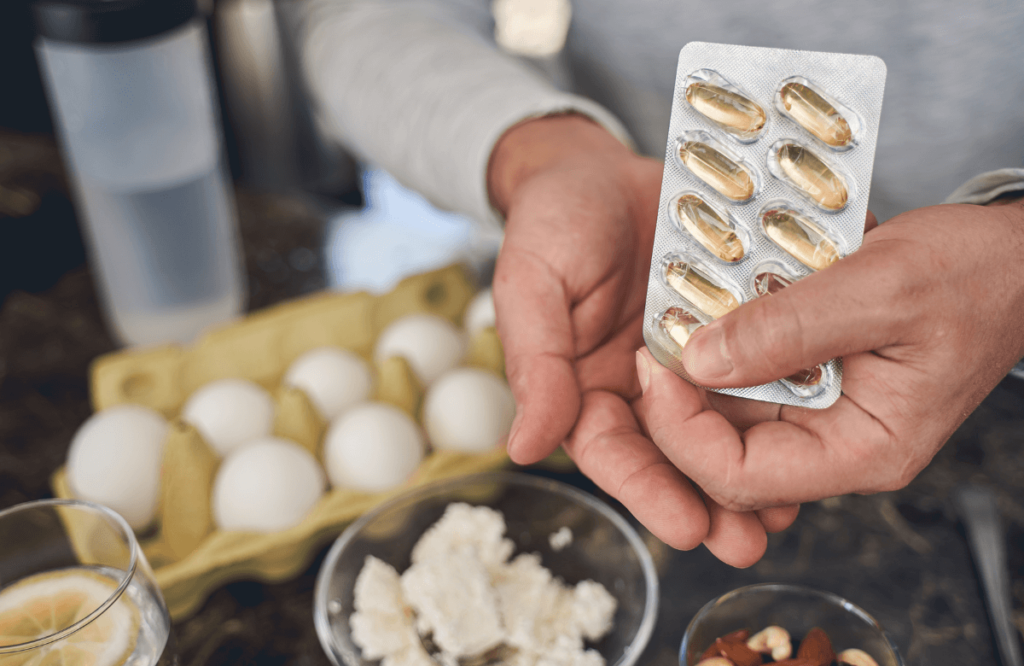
left=982, top=197, right=1024, bottom=359
left=486, top=113, right=634, bottom=215
left=985, top=192, right=1024, bottom=238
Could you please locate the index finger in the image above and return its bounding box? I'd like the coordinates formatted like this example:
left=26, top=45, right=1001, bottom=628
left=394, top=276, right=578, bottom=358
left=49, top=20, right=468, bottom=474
left=565, top=388, right=709, bottom=551
left=494, top=248, right=580, bottom=465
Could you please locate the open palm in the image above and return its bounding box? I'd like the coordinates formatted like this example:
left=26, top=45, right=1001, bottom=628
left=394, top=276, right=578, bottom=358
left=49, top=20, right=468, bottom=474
left=490, top=116, right=798, bottom=567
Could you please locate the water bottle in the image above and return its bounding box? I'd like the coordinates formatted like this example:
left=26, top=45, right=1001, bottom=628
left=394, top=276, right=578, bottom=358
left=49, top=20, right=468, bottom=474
left=33, top=0, right=246, bottom=347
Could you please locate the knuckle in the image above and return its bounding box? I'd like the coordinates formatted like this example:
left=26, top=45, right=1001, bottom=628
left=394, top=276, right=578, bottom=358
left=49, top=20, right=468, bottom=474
left=617, top=463, right=706, bottom=551
left=501, top=360, right=531, bottom=396
left=833, top=417, right=918, bottom=495
left=647, top=422, right=675, bottom=455
left=706, top=483, right=755, bottom=513
left=889, top=460, right=922, bottom=491
left=882, top=433, right=932, bottom=492
left=703, top=446, right=757, bottom=512
left=873, top=472, right=911, bottom=494
left=862, top=448, right=917, bottom=493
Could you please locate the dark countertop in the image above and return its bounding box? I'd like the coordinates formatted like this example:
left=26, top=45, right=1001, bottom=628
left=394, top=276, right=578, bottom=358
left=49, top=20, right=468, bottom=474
left=1, top=130, right=1022, bottom=666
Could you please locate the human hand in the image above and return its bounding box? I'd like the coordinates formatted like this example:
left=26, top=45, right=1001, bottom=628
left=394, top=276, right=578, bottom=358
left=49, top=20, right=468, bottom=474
left=636, top=199, right=1024, bottom=512
left=488, top=115, right=799, bottom=566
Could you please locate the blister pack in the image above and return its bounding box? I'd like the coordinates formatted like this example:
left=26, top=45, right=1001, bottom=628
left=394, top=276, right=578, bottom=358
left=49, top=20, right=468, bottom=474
left=643, top=42, right=887, bottom=409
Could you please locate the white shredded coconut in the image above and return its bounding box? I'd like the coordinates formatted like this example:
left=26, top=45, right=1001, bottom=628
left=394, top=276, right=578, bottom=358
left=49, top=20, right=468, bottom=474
left=570, top=581, right=617, bottom=641
left=349, top=503, right=617, bottom=666
left=411, top=503, right=515, bottom=574
left=401, top=544, right=506, bottom=656
left=350, top=557, right=421, bottom=659
left=549, top=526, right=573, bottom=551
left=493, top=553, right=572, bottom=650
left=381, top=645, right=437, bottom=666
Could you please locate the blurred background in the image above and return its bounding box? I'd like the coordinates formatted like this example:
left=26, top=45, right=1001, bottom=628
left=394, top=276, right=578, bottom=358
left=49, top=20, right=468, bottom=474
left=0, top=0, right=514, bottom=316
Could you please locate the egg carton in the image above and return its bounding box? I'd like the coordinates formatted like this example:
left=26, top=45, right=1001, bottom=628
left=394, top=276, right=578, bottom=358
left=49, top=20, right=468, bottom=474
left=51, top=265, right=512, bottom=621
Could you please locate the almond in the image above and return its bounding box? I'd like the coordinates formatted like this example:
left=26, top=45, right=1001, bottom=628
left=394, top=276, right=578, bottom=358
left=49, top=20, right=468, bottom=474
left=700, top=639, right=726, bottom=662
left=700, top=636, right=763, bottom=666
left=722, top=629, right=752, bottom=643
left=697, top=658, right=734, bottom=666
left=795, top=627, right=835, bottom=666
left=717, top=639, right=763, bottom=666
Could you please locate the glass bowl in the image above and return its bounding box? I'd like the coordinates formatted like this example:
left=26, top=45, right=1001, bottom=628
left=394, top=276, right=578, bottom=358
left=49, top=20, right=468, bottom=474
left=313, top=471, right=659, bottom=666
left=680, top=583, right=903, bottom=666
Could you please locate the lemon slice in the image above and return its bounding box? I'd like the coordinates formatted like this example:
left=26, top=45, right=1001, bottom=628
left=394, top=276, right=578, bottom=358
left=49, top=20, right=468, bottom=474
left=0, top=568, right=139, bottom=666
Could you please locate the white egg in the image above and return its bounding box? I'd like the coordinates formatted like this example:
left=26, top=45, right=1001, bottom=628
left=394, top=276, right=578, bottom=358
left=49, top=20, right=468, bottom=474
left=464, top=289, right=496, bottom=335
left=323, top=402, right=425, bottom=492
left=181, top=378, right=275, bottom=457
left=374, top=314, right=466, bottom=386
left=212, top=437, right=325, bottom=532
left=423, top=368, right=515, bottom=453
left=66, top=404, right=169, bottom=530
left=284, top=347, right=374, bottom=421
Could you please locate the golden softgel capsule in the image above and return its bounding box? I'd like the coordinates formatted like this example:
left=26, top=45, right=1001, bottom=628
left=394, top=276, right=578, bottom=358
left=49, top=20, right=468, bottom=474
left=686, top=82, right=766, bottom=140
left=753, top=270, right=795, bottom=297
left=674, top=194, right=745, bottom=263
left=784, top=365, right=825, bottom=387
left=678, top=141, right=756, bottom=201
left=761, top=207, right=840, bottom=271
left=658, top=307, right=702, bottom=353
left=776, top=143, right=848, bottom=210
left=663, top=260, right=740, bottom=319
left=779, top=82, right=853, bottom=147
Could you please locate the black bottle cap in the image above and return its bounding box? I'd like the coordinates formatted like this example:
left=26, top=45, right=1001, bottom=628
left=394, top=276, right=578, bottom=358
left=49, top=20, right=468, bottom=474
left=32, top=0, right=199, bottom=44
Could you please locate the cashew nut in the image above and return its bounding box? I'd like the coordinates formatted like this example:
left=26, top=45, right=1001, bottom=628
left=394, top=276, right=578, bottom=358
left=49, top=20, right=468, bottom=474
left=837, top=648, right=879, bottom=666
left=746, top=626, right=791, bottom=661
left=697, top=658, right=734, bottom=666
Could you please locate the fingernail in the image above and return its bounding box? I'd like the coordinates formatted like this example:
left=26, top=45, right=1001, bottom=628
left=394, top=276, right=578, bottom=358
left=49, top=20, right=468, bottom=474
left=635, top=350, right=651, bottom=394
left=681, top=323, right=733, bottom=379
left=507, top=411, right=523, bottom=456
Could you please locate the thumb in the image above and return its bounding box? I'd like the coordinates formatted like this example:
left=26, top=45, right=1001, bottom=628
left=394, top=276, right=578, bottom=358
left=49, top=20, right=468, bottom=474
left=681, top=243, right=909, bottom=388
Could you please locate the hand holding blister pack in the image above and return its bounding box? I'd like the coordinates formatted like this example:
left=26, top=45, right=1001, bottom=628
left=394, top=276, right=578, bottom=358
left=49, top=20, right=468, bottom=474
left=643, top=42, right=887, bottom=409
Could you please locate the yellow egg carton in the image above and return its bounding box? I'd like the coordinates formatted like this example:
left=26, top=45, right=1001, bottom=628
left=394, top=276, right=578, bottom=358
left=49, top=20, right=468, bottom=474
left=52, top=265, right=512, bottom=620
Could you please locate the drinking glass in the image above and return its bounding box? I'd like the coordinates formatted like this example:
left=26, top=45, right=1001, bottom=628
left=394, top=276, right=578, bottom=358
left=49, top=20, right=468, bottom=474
left=0, top=499, right=174, bottom=666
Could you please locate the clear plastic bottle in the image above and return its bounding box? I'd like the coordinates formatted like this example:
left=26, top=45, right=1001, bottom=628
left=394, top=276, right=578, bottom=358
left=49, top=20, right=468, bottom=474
left=33, top=0, right=246, bottom=346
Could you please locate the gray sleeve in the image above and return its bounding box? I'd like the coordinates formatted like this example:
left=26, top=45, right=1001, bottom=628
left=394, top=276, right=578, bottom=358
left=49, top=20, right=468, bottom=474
left=296, top=0, right=632, bottom=226
left=943, top=168, right=1024, bottom=205
left=951, top=167, right=1024, bottom=382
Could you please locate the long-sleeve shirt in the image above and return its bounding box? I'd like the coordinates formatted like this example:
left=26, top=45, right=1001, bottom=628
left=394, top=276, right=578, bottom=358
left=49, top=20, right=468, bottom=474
left=297, top=0, right=1024, bottom=226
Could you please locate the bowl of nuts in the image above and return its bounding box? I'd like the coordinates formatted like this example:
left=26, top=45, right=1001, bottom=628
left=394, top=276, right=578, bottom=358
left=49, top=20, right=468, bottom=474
left=680, top=583, right=903, bottom=666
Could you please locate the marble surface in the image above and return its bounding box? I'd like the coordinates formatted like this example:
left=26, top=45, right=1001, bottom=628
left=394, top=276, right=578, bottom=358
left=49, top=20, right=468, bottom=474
left=0, top=131, right=1022, bottom=666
